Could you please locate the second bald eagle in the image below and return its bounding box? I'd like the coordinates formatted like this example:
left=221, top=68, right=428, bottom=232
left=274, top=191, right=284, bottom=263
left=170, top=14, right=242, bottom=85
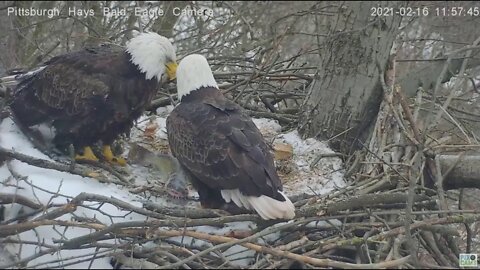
left=6, top=32, right=177, bottom=165
left=167, top=54, right=295, bottom=220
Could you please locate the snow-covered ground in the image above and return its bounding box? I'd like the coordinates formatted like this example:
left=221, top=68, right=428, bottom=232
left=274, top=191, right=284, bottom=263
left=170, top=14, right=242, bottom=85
left=0, top=112, right=346, bottom=268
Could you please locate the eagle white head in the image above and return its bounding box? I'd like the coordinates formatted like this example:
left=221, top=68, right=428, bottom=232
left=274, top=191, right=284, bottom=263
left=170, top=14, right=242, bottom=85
left=126, top=32, right=177, bottom=82
left=176, top=54, right=218, bottom=101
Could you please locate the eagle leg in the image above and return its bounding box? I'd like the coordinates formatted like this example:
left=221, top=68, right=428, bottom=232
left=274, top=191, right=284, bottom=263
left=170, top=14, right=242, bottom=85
left=102, top=145, right=127, bottom=166
left=75, top=146, right=100, bottom=162
left=195, top=183, right=226, bottom=209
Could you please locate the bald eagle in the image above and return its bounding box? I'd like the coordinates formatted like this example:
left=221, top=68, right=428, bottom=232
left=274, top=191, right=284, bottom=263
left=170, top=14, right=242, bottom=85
left=6, top=32, right=177, bottom=165
left=166, top=54, right=295, bottom=220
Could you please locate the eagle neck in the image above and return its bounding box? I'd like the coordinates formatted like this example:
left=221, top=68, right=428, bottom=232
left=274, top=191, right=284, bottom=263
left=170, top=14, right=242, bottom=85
left=180, top=87, right=222, bottom=103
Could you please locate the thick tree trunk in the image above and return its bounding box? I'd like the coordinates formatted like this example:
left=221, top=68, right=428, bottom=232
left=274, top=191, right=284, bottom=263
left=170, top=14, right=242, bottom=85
left=298, top=2, right=403, bottom=154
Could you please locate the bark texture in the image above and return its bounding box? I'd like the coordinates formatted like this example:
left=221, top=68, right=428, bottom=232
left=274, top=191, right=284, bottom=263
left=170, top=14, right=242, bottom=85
left=299, top=1, right=403, bottom=154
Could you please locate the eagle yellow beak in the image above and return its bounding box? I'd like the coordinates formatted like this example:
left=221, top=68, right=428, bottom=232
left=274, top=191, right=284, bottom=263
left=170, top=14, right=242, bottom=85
left=166, top=62, right=178, bottom=81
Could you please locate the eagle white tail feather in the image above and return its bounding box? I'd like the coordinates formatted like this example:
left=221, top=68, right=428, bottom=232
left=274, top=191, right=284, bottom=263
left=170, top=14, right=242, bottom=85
left=221, top=189, right=295, bottom=220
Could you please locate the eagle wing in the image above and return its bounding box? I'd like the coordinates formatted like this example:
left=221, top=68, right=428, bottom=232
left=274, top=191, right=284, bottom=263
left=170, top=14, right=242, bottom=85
left=167, top=97, right=283, bottom=200
left=12, top=46, right=136, bottom=124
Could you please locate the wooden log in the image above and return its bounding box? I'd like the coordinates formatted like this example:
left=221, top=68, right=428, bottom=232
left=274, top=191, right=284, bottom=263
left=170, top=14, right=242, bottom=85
left=438, top=154, right=480, bottom=190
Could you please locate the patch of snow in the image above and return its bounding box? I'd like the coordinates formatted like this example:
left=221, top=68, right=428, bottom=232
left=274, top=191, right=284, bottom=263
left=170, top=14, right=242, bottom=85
left=275, top=130, right=346, bottom=196
left=223, top=245, right=255, bottom=266
left=0, top=245, right=15, bottom=267
left=252, top=118, right=282, bottom=138
left=155, top=104, right=174, bottom=117
left=0, top=118, right=52, bottom=160
left=0, top=118, right=149, bottom=268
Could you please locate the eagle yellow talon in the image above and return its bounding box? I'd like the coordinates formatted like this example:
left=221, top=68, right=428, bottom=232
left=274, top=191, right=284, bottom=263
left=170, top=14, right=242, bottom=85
left=75, top=146, right=99, bottom=162
left=103, top=145, right=127, bottom=166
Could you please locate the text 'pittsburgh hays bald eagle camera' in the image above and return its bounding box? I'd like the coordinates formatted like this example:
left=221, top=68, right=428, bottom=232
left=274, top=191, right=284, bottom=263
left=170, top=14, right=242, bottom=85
left=7, top=32, right=177, bottom=166
left=167, top=54, right=296, bottom=220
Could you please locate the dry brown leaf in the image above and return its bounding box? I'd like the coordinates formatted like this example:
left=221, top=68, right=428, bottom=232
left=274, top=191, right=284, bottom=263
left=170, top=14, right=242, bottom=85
left=143, top=120, right=159, bottom=141
left=274, top=142, right=293, bottom=161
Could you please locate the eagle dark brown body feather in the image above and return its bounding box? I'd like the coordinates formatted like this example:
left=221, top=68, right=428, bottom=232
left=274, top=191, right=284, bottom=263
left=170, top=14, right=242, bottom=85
left=166, top=87, right=286, bottom=209
left=9, top=46, right=158, bottom=151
